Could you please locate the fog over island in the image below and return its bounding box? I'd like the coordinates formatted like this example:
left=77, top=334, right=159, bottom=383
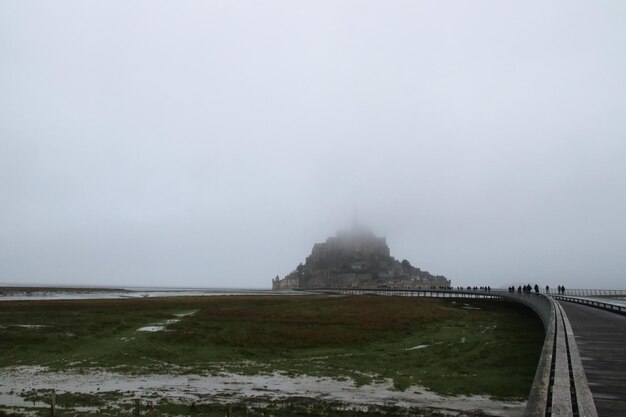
left=1, top=1, right=625, bottom=289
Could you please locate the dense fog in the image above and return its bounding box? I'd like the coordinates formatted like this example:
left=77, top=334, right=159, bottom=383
left=1, top=1, right=625, bottom=289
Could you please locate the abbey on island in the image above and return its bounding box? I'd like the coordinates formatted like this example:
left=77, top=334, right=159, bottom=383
left=272, top=220, right=450, bottom=290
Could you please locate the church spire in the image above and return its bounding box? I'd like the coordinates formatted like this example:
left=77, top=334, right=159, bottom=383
left=352, top=203, right=358, bottom=229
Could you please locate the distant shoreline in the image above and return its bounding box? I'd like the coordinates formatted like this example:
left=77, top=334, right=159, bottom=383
left=0, top=286, right=129, bottom=294
left=0, top=286, right=283, bottom=302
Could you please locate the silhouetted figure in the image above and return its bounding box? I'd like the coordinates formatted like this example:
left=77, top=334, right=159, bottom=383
left=518, top=286, right=522, bottom=294
left=561, top=285, right=566, bottom=295
left=534, top=284, right=539, bottom=293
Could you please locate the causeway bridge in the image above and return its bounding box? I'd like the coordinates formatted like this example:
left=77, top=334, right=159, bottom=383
left=306, top=287, right=626, bottom=417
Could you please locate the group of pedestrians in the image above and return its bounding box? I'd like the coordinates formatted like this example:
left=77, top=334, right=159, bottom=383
left=507, top=284, right=567, bottom=295
left=544, top=284, right=566, bottom=294
left=456, top=286, right=491, bottom=292
left=508, top=284, right=540, bottom=294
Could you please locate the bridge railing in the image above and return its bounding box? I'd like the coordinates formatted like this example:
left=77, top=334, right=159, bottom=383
left=552, top=295, right=626, bottom=316
left=305, top=287, right=503, bottom=299
left=560, top=289, right=626, bottom=297
left=300, top=287, right=626, bottom=297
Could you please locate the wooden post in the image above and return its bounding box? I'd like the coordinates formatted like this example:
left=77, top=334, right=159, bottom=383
left=50, top=389, right=56, bottom=417
left=134, top=397, right=141, bottom=417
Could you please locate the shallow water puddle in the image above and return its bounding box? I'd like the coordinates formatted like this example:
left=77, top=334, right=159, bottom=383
left=137, top=326, right=166, bottom=332
left=0, top=392, right=47, bottom=408
left=136, top=310, right=197, bottom=332
left=405, top=345, right=429, bottom=350
left=174, top=310, right=197, bottom=318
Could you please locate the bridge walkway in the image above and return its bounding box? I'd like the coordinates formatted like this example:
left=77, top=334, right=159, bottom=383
left=558, top=300, right=626, bottom=417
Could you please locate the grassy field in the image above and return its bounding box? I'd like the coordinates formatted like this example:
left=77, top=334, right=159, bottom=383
left=0, top=294, right=544, bottom=400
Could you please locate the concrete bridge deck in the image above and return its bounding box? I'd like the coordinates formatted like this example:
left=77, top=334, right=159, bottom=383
left=557, top=300, right=626, bottom=417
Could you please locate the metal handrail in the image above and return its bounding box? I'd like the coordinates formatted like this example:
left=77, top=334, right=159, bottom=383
left=302, top=287, right=626, bottom=297
left=558, top=289, right=626, bottom=297
left=552, top=295, right=626, bottom=316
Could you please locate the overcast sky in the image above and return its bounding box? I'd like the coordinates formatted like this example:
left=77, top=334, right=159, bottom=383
left=1, top=1, right=625, bottom=289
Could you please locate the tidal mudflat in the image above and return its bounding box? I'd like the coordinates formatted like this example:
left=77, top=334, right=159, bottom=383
left=0, top=295, right=544, bottom=416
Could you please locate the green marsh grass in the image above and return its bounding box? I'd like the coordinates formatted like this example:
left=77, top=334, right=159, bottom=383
left=0, top=295, right=543, bottom=399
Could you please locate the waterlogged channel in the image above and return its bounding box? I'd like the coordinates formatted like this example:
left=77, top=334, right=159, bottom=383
left=0, top=366, right=526, bottom=416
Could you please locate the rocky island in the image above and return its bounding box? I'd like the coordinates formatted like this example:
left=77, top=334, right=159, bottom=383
left=273, top=221, right=450, bottom=290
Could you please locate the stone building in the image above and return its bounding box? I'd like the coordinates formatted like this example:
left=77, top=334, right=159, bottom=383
left=272, top=221, right=450, bottom=290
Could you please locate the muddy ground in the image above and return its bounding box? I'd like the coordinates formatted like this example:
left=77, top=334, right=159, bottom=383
left=0, top=366, right=525, bottom=417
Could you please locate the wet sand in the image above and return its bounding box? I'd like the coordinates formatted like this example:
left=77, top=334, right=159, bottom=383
left=0, top=366, right=526, bottom=416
